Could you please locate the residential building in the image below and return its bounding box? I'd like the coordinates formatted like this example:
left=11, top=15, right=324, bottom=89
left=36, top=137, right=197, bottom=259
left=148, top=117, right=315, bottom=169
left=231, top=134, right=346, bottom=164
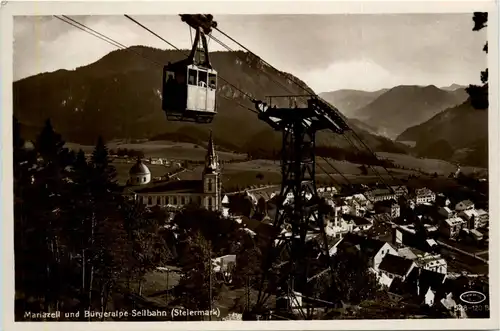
left=393, top=225, right=440, bottom=253
left=475, top=209, right=489, bottom=228
left=397, top=247, right=447, bottom=275
left=337, top=233, right=398, bottom=270
left=438, top=206, right=454, bottom=219
left=378, top=254, right=417, bottom=282
left=236, top=216, right=279, bottom=241
left=375, top=199, right=400, bottom=218
left=460, top=228, right=485, bottom=243
left=416, top=268, right=447, bottom=307
left=326, top=216, right=356, bottom=238
left=416, top=253, right=448, bottom=275
left=212, top=254, right=236, bottom=282
left=390, top=185, right=409, bottom=197
left=317, top=186, right=339, bottom=198
left=364, top=188, right=397, bottom=202
left=343, top=214, right=373, bottom=232
left=440, top=217, right=466, bottom=239
left=348, top=199, right=366, bottom=217
left=222, top=195, right=230, bottom=217
left=458, top=209, right=480, bottom=229
left=370, top=212, right=393, bottom=225
left=393, top=224, right=418, bottom=246
left=413, top=187, right=436, bottom=205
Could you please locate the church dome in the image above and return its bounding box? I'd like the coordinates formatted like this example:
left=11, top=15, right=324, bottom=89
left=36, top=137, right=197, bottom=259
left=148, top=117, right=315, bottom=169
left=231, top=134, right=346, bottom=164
left=129, top=159, right=151, bottom=175
left=128, top=159, right=152, bottom=186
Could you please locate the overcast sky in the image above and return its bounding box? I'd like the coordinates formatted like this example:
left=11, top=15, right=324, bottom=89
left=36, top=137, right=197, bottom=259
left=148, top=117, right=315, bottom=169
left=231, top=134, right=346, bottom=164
left=14, top=14, right=487, bottom=92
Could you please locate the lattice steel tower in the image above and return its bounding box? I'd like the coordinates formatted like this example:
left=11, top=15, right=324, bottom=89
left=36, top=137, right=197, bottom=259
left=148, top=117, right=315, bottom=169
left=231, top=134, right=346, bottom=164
left=249, top=95, right=351, bottom=319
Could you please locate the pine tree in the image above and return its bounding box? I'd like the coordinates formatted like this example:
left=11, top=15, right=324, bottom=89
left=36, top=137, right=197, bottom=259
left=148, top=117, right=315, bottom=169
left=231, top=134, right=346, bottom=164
left=84, top=135, right=124, bottom=315
left=13, top=116, right=41, bottom=317
left=177, top=232, right=223, bottom=315
left=16, top=118, right=73, bottom=313
left=90, top=135, right=118, bottom=192
left=121, top=201, right=172, bottom=295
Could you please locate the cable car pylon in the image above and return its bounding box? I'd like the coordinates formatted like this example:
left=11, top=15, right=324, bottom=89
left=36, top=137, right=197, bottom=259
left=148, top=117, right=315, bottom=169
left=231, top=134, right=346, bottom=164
left=247, top=96, right=351, bottom=320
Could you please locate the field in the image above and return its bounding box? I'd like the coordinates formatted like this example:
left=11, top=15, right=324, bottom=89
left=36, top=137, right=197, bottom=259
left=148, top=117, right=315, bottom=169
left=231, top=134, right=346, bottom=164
left=64, top=140, right=247, bottom=162
left=65, top=139, right=487, bottom=191
left=376, top=152, right=487, bottom=176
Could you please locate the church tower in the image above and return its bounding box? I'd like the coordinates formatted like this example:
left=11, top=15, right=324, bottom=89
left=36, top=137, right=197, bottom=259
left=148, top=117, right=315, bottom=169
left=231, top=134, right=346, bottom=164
left=202, top=131, right=221, bottom=211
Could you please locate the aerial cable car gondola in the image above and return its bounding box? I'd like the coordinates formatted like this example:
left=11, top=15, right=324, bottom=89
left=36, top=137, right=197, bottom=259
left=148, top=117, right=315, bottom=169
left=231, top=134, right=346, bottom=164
left=162, top=14, right=218, bottom=123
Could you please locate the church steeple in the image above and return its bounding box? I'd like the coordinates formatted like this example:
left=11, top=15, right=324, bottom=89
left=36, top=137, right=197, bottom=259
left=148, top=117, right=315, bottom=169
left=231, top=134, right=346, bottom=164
left=204, top=130, right=219, bottom=174
left=202, top=130, right=221, bottom=212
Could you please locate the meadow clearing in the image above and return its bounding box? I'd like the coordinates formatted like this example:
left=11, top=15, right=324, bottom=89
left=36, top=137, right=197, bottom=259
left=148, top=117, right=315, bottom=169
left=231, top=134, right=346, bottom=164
left=64, top=140, right=487, bottom=190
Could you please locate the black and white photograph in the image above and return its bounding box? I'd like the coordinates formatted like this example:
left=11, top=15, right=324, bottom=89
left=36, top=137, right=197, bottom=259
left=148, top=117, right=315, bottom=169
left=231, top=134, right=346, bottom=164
left=1, top=1, right=498, bottom=330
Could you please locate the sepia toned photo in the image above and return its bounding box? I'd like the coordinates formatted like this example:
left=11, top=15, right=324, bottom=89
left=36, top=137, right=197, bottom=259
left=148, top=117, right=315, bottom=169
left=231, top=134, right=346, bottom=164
left=1, top=1, right=498, bottom=330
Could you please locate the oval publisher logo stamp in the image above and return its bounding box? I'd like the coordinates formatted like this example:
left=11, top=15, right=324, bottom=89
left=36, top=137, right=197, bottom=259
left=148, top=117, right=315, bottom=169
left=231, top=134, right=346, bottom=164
left=459, top=291, right=486, bottom=305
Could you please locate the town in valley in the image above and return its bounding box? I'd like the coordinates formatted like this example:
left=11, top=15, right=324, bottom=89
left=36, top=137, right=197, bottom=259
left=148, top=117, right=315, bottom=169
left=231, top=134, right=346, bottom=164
left=11, top=11, right=491, bottom=322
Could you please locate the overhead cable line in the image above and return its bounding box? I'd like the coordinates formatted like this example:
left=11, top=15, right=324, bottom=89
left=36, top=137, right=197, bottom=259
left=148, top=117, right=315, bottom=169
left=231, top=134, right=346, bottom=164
left=207, top=32, right=299, bottom=101
left=59, top=13, right=402, bottom=197
left=215, top=26, right=409, bottom=192
left=54, top=15, right=163, bottom=68
left=201, top=29, right=354, bottom=186
left=215, top=26, right=315, bottom=96
left=123, top=14, right=257, bottom=104
left=54, top=15, right=258, bottom=115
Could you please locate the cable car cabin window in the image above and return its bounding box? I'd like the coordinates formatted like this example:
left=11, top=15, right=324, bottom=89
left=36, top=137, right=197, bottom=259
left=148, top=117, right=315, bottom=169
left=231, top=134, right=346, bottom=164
left=165, top=71, right=175, bottom=84
left=188, top=69, right=197, bottom=86
left=209, top=73, right=217, bottom=89
left=198, top=70, right=208, bottom=88
left=176, top=72, right=186, bottom=84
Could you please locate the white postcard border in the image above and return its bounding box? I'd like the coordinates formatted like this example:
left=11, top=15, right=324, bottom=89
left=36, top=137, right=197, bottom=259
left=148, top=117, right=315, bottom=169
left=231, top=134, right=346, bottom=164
left=1, top=1, right=498, bottom=330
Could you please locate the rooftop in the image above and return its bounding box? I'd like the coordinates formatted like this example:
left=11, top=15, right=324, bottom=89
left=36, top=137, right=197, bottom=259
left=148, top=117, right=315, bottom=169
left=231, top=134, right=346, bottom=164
left=460, top=209, right=479, bottom=219
left=338, top=233, right=387, bottom=259
left=445, top=216, right=466, bottom=226
left=366, top=188, right=394, bottom=197
left=441, top=206, right=453, bottom=214
left=238, top=216, right=280, bottom=239
left=388, top=277, right=410, bottom=296
left=379, top=254, right=415, bottom=276
left=397, top=247, right=420, bottom=260
left=457, top=199, right=474, bottom=207
left=129, top=159, right=151, bottom=175
left=476, top=209, right=488, bottom=217
left=126, top=179, right=204, bottom=194
left=418, top=268, right=447, bottom=294
left=370, top=213, right=392, bottom=224
left=391, top=185, right=408, bottom=193
left=415, top=187, right=434, bottom=196
left=343, top=214, right=372, bottom=226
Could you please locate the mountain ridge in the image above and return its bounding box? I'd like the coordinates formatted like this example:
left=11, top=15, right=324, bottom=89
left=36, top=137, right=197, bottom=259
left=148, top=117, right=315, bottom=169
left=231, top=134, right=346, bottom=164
left=13, top=46, right=408, bottom=157
left=396, top=99, right=488, bottom=167
left=346, top=84, right=468, bottom=139
left=319, top=88, right=388, bottom=118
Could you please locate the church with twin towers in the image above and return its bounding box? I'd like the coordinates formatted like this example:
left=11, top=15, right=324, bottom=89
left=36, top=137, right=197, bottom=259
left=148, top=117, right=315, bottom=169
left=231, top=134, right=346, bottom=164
left=122, top=132, right=222, bottom=212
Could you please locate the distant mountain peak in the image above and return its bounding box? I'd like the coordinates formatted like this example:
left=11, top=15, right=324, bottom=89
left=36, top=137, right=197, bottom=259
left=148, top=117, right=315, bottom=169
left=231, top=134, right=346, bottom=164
left=440, top=83, right=467, bottom=91
left=396, top=100, right=487, bottom=167
left=341, top=84, right=469, bottom=139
